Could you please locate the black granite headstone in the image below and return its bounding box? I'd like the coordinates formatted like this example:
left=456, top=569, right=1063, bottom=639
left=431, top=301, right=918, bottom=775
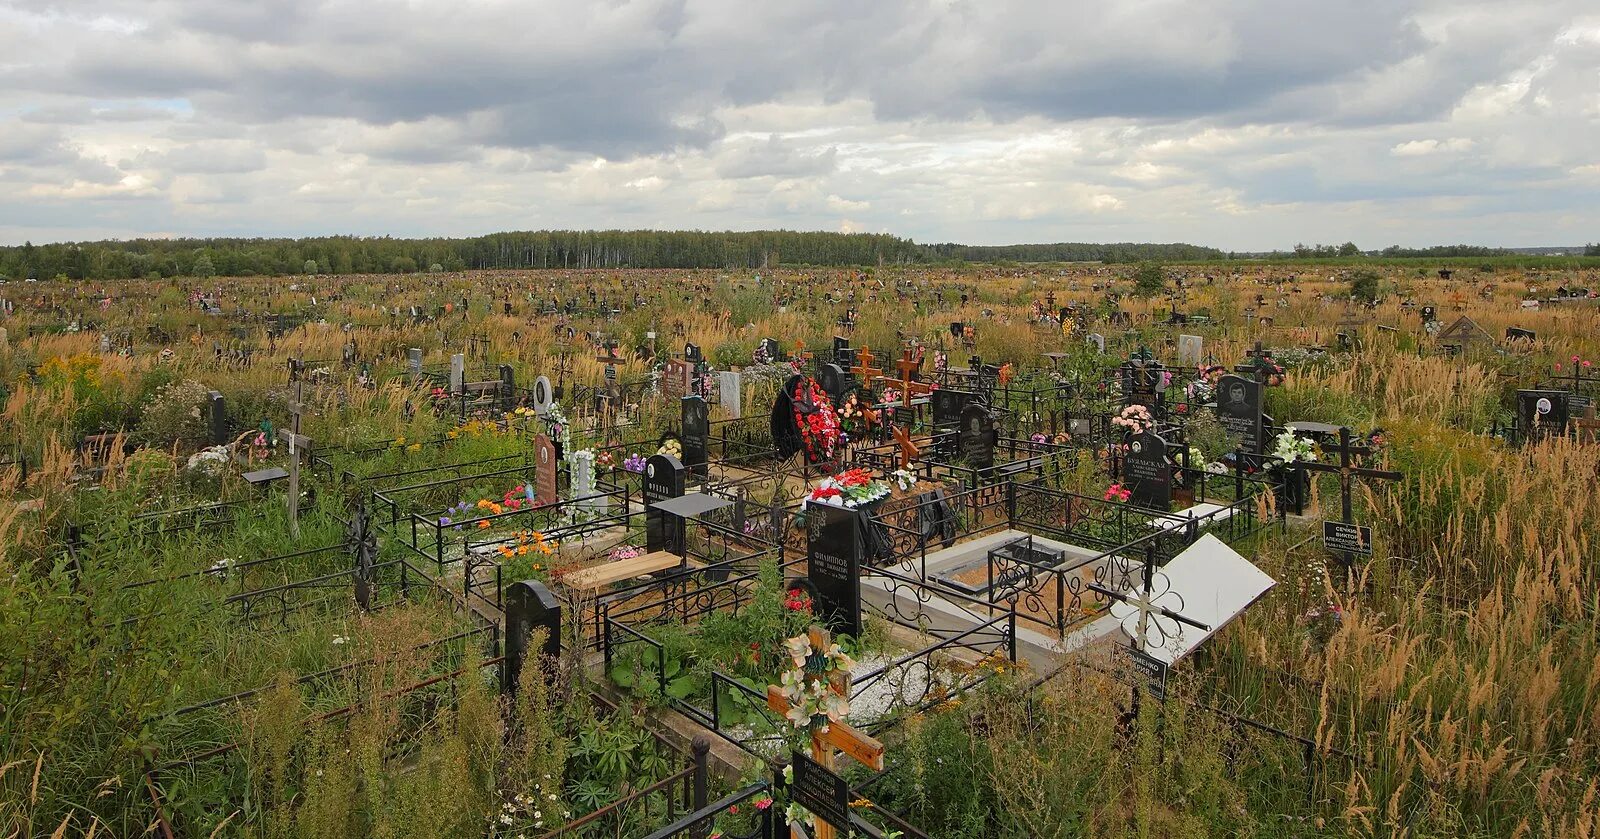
left=1215, top=374, right=1265, bottom=455
left=207, top=390, right=227, bottom=446
left=680, top=395, right=709, bottom=478
left=817, top=363, right=847, bottom=404
left=644, top=454, right=687, bottom=554
left=807, top=503, right=864, bottom=637
left=503, top=580, right=562, bottom=696
left=1516, top=389, right=1569, bottom=441
left=1125, top=431, right=1172, bottom=511
left=959, top=402, right=998, bottom=471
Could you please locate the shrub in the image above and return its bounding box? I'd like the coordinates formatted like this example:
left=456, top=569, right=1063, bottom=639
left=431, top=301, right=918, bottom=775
left=135, top=378, right=213, bottom=447
left=1132, top=263, right=1165, bottom=297
left=1347, top=269, right=1382, bottom=304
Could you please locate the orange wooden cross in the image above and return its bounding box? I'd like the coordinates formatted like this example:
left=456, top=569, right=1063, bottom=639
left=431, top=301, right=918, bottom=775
left=794, top=339, right=813, bottom=365
left=1574, top=404, right=1600, bottom=444
left=851, top=345, right=883, bottom=383
left=891, top=425, right=920, bottom=469
left=878, top=350, right=933, bottom=408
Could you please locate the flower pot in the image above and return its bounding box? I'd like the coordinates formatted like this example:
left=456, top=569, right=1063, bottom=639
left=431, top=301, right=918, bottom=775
left=1273, top=467, right=1310, bottom=515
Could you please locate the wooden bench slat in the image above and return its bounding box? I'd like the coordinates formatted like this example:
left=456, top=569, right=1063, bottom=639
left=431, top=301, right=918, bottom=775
left=561, top=551, right=682, bottom=590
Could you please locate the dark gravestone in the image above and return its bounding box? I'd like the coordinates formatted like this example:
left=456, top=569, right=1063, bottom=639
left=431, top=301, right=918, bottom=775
left=1122, top=359, right=1164, bottom=410
left=1517, top=389, right=1570, bottom=441
left=1215, top=374, right=1265, bottom=455
left=817, top=362, right=847, bottom=405
left=680, top=395, right=709, bottom=478
left=503, top=580, right=561, bottom=696
left=499, top=364, right=516, bottom=410
left=684, top=342, right=703, bottom=363
left=534, top=434, right=558, bottom=506
left=760, top=337, right=782, bottom=362
left=950, top=321, right=964, bottom=338
left=959, top=402, right=998, bottom=471
left=1125, top=431, right=1172, bottom=511
left=832, top=335, right=854, bottom=368
left=807, top=503, right=864, bottom=637
left=207, top=391, right=227, bottom=446
left=1506, top=327, right=1536, bottom=342
left=932, top=388, right=975, bottom=429
left=644, top=454, right=687, bottom=554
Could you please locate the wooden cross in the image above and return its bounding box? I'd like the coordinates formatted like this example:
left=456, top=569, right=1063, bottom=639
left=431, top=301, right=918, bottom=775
left=766, top=626, right=885, bottom=839
left=1572, top=404, right=1600, bottom=443
left=891, top=425, right=920, bottom=469
left=850, top=345, right=883, bottom=384
left=278, top=377, right=313, bottom=537
left=1297, top=426, right=1403, bottom=565
left=879, top=350, right=933, bottom=408
left=794, top=339, right=813, bottom=367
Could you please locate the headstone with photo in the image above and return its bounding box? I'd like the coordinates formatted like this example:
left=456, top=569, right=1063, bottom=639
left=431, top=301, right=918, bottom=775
left=1215, top=374, right=1265, bottom=455
left=531, top=375, right=554, bottom=416
left=1516, top=389, right=1570, bottom=441
left=959, top=401, right=999, bottom=471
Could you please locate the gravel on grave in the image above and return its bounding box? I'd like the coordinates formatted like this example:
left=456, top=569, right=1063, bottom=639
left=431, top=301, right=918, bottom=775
left=722, top=652, right=967, bottom=755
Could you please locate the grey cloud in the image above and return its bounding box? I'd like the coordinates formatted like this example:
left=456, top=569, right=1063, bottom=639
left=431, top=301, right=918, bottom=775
left=131, top=141, right=266, bottom=174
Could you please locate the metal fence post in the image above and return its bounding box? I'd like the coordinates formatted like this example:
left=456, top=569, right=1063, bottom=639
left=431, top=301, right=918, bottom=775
left=690, top=737, right=711, bottom=839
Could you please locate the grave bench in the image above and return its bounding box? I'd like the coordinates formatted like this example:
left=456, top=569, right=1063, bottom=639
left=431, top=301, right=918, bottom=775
left=560, top=550, right=685, bottom=591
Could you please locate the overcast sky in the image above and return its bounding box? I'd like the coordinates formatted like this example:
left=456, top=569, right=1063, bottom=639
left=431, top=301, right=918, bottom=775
left=2, top=0, right=1598, bottom=250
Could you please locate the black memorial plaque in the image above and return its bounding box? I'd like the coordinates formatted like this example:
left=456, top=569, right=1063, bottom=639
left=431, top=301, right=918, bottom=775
left=791, top=751, right=853, bottom=835
left=1322, top=521, right=1373, bottom=555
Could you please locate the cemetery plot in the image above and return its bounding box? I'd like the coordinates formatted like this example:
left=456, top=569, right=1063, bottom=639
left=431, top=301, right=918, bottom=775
left=8, top=260, right=1600, bottom=838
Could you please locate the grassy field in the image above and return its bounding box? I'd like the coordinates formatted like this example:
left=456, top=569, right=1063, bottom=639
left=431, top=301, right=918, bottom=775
left=2, top=262, right=1597, bottom=837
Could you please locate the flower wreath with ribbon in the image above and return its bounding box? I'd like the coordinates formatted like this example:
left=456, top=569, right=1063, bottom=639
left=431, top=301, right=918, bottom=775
left=789, top=376, right=841, bottom=463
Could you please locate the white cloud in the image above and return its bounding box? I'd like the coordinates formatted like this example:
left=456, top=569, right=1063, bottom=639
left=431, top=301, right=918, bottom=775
left=1391, top=138, right=1477, bottom=156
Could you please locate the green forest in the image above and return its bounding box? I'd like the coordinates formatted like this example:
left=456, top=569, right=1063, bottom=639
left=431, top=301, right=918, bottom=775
left=1, top=230, right=1595, bottom=281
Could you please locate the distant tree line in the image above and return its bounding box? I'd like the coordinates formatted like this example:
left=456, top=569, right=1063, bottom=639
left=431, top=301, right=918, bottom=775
left=921, top=241, right=1226, bottom=263
left=0, top=228, right=1577, bottom=281
left=0, top=230, right=928, bottom=281
left=0, top=231, right=1245, bottom=281
left=1373, top=244, right=1515, bottom=258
